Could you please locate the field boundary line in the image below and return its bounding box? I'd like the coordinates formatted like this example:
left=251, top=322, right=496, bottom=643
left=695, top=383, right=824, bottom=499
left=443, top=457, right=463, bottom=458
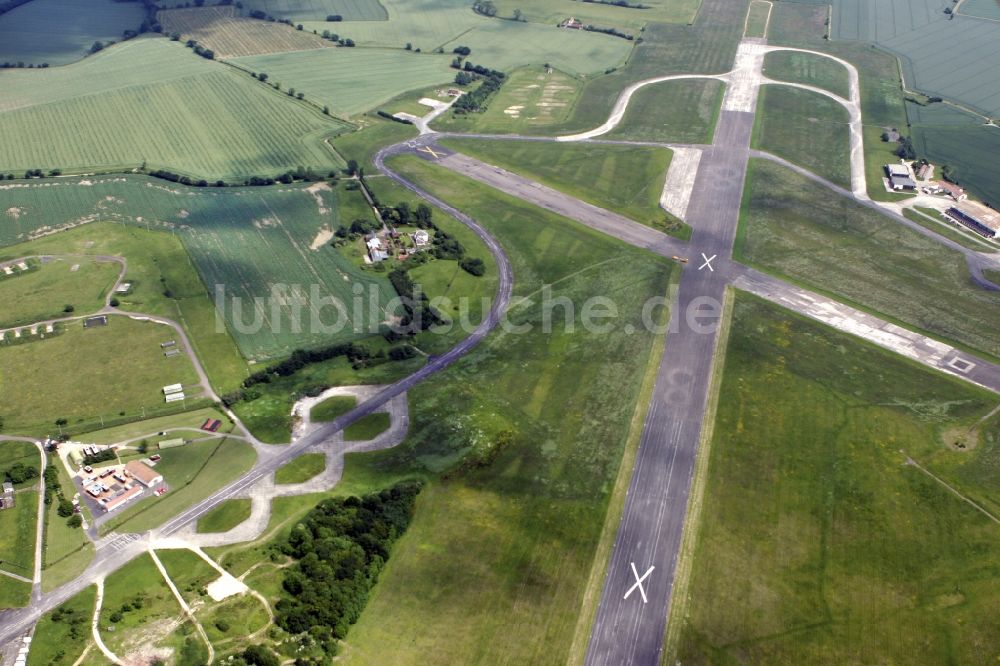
left=903, top=454, right=1000, bottom=524
left=660, top=286, right=734, bottom=664
left=565, top=266, right=676, bottom=666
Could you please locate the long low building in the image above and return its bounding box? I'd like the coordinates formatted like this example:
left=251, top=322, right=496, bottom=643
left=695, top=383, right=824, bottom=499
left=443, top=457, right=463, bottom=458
left=946, top=203, right=1000, bottom=239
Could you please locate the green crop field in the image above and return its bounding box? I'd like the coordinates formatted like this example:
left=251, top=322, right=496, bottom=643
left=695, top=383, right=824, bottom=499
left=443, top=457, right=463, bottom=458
left=0, top=317, right=200, bottom=434
left=832, top=0, right=1000, bottom=118
left=239, top=0, right=388, bottom=21
left=431, top=67, right=582, bottom=134
left=27, top=585, right=95, bottom=666
left=606, top=78, right=724, bottom=144
left=441, top=20, right=634, bottom=76
left=196, top=498, right=252, bottom=533
left=908, top=102, right=1000, bottom=208
left=493, top=0, right=702, bottom=28
left=763, top=50, right=850, bottom=99
left=335, top=153, right=674, bottom=663
left=673, top=293, right=1000, bottom=663
left=158, top=6, right=335, bottom=59
left=0, top=0, right=146, bottom=66
left=100, top=437, right=256, bottom=534
left=0, top=258, right=119, bottom=329
left=343, top=411, right=390, bottom=441
left=738, top=159, right=1000, bottom=360
left=753, top=85, right=852, bottom=188
left=0, top=38, right=349, bottom=180
left=302, top=0, right=486, bottom=51
left=0, top=177, right=396, bottom=362
left=439, top=139, right=684, bottom=235
left=744, top=0, right=771, bottom=38
left=232, top=48, right=456, bottom=117
left=275, top=452, right=327, bottom=483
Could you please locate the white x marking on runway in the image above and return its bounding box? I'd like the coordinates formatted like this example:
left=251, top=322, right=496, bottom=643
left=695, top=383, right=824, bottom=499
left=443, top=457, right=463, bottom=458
left=417, top=145, right=444, bottom=159
left=624, top=562, right=654, bottom=603
left=699, top=253, right=716, bottom=272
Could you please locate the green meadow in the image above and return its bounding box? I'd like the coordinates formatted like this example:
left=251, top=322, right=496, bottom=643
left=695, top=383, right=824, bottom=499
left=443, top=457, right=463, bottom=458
left=0, top=317, right=200, bottom=434
left=606, top=78, right=724, bottom=144
left=737, top=159, right=1000, bottom=360
left=763, top=49, right=851, bottom=99
left=0, top=258, right=119, bottom=329
left=333, top=154, right=674, bottom=663
left=752, top=84, right=851, bottom=188
left=196, top=499, right=252, bottom=533
left=673, top=293, right=1000, bottom=664
left=275, top=452, right=327, bottom=483
left=438, top=139, right=683, bottom=235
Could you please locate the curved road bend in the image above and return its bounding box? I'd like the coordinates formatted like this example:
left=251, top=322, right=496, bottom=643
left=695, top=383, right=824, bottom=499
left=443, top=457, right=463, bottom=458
left=0, top=148, right=515, bottom=649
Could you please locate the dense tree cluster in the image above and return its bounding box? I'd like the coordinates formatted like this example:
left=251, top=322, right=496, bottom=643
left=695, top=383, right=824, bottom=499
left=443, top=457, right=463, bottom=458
left=452, top=45, right=471, bottom=56
left=386, top=268, right=447, bottom=336
left=376, top=109, right=413, bottom=124
left=274, top=481, right=422, bottom=650
left=472, top=0, right=497, bottom=16
left=451, top=67, right=506, bottom=113
left=4, top=461, right=38, bottom=485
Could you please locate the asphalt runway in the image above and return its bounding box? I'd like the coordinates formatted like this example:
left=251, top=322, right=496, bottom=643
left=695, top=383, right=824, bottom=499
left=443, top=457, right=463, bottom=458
left=584, top=110, right=756, bottom=665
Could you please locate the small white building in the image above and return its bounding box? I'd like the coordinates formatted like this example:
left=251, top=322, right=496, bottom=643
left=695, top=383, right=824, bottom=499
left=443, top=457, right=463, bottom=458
left=366, top=236, right=383, bottom=251
left=412, top=230, right=430, bottom=246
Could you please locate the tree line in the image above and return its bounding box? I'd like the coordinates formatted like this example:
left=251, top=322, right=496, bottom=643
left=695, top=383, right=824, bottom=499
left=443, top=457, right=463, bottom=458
left=273, top=481, right=423, bottom=657
left=451, top=64, right=507, bottom=113
left=221, top=339, right=415, bottom=407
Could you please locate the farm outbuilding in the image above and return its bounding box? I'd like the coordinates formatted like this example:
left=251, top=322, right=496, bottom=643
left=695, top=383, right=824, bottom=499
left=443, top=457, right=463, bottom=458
left=890, top=175, right=916, bottom=191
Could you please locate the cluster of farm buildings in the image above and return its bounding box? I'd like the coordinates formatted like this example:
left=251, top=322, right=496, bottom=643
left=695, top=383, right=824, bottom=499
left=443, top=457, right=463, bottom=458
left=884, top=162, right=1000, bottom=239
left=365, top=228, right=430, bottom=263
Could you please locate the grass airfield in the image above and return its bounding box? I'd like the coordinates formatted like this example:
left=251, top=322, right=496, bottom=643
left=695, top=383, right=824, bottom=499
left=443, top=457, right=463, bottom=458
left=2, top=0, right=1000, bottom=661
left=673, top=294, right=1000, bottom=663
